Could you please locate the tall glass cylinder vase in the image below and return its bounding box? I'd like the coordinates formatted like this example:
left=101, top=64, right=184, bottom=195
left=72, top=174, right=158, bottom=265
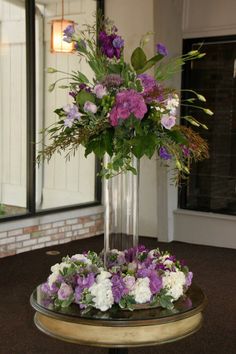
left=103, top=154, right=140, bottom=256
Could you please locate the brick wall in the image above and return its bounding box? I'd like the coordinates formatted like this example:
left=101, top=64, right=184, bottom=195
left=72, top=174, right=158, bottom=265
left=0, top=206, right=104, bottom=258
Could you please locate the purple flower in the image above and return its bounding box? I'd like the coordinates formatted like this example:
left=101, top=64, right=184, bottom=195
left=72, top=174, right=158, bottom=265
left=159, top=147, right=172, bottom=160
left=57, top=283, right=73, bottom=300
left=182, top=145, right=190, bottom=157
left=84, top=101, right=98, bottom=114
left=74, top=286, right=82, bottom=303
left=161, top=114, right=176, bottom=130
left=63, top=24, right=75, bottom=43
left=138, top=74, right=163, bottom=103
left=185, top=272, right=193, bottom=287
left=101, top=74, right=124, bottom=88
left=111, top=274, right=126, bottom=303
left=149, top=272, right=162, bottom=294
left=93, top=84, right=107, bottom=99
left=109, top=89, right=147, bottom=126
left=99, top=31, right=124, bottom=59
left=137, top=269, right=162, bottom=295
left=77, top=273, right=95, bottom=289
left=112, top=36, right=124, bottom=49
left=156, top=43, right=168, bottom=56
left=63, top=104, right=81, bottom=127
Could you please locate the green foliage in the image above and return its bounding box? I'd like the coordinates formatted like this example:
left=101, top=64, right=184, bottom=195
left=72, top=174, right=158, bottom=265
left=76, top=90, right=95, bottom=107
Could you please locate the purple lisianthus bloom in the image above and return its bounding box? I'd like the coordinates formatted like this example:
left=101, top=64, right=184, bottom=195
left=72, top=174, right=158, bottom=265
left=159, top=147, right=172, bottom=160
left=57, top=283, right=73, bottom=300
left=99, top=31, right=124, bottom=59
left=138, top=73, right=164, bottom=103
left=185, top=272, right=193, bottom=287
left=63, top=24, right=75, bottom=43
left=84, top=101, right=98, bottom=114
left=109, top=89, right=147, bottom=126
left=93, top=84, right=107, bottom=99
left=161, top=114, right=176, bottom=130
left=63, top=104, right=81, bottom=127
left=111, top=274, right=126, bottom=303
left=112, top=36, right=124, bottom=49
left=156, top=43, right=168, bottom=56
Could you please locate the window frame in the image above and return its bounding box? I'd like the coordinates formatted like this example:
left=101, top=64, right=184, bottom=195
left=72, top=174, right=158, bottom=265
left=179, top=35, right=236, bottom=215
left=0, top=0, right=104, bottom=222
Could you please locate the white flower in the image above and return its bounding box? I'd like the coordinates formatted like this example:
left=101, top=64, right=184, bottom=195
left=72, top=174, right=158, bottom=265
left=96, top=270, right=112, bottom=283
left=84, top=101, right=98, bottom=114
left=50, top=262, right=70, bottom=274
left=90, top=278, right=114, bottom=311
left=130, top=277, right=152, bottom=304
left=71, top=254, right=92, bottom=264
left=159, top=254, right=173, bottom=266
left=162, top=270, right=186, bottom=300
left=165, top=94, right=179, bottom=114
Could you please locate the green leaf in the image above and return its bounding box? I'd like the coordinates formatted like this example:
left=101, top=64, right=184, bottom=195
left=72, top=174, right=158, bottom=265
left=166, top=129, right=188, bottom=145
left=76, top=90, right=95, bottom=108
left=132, top=134, right=157, bottom=159
left=103, top=130, right=114, bottom=156
left=137, top=53, right=163, bottom=74
left=131, top=47, right=147, bottom=71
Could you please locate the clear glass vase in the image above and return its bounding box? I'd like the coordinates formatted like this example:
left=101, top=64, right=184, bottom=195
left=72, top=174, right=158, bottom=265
left=103, top=154, right=140, bottom=255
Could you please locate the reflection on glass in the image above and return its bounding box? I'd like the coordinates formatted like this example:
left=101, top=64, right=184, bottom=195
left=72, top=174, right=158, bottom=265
left=0, top=0, right=27, bottom=217
left=35, top=0, right=97, bottom=210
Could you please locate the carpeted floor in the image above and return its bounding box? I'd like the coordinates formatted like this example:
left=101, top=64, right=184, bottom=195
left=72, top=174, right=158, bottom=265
left=0, top=235, right=236, bottom=354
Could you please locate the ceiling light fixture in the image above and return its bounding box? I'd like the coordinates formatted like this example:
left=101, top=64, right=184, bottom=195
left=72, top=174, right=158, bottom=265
left=51, top=0, right=74, bottom=53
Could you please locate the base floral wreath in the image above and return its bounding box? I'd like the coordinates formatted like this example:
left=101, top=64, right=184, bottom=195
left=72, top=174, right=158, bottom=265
left=41, top=246, right=193, bottom=312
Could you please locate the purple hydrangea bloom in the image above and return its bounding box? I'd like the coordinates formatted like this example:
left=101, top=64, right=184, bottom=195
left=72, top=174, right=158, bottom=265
left=111, top=274, right=126, bottom=303
left=156, top=43, right=168, bottom=56
left=138, top=73, right=164, bottom=103
left=63, top=24, right=75, bottom=43
left=109, top=89, right=147, bottom=126
left=159, top=147, right=172, bottom=160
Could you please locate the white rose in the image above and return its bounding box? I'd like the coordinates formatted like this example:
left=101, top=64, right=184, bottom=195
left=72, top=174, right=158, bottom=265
left=50, top=263, right=60, bottom=274
left=96, top=270, right=112, bottom=283
left=162, top=270, right=186, bottom=300
left=90, top=278, right=114, bottom=311
left=131, top=277, right=152, bottom=304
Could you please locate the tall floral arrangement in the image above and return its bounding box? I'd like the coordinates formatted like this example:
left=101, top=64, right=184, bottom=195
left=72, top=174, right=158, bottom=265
left=39, top=16, right=210, bottom=179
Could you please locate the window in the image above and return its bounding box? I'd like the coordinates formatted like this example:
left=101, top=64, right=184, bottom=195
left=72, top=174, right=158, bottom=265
left=0, top=0, right=103, bottom=221
left=180, top=36, right=236, bottom=215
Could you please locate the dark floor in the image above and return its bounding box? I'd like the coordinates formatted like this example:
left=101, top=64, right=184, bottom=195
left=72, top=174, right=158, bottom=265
left=0, top=235, right=236, bottom=354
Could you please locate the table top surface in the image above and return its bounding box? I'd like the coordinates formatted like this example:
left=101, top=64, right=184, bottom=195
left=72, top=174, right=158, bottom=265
left=30, top=283, right=207, bottom=326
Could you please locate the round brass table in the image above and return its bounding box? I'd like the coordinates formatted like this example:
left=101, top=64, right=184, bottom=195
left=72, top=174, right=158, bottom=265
left=30, top=284, right=206, bottom=354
